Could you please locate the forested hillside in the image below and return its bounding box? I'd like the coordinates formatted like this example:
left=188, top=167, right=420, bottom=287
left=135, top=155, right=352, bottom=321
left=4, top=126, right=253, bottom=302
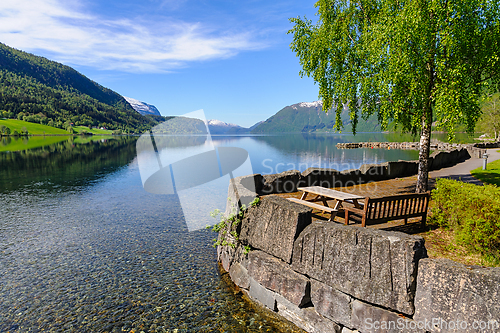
left=0, top=43, right=157, bottom=132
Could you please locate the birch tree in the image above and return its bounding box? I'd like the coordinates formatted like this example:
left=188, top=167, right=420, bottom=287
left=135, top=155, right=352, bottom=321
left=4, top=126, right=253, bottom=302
left=289, top=0, right=500, bottom=192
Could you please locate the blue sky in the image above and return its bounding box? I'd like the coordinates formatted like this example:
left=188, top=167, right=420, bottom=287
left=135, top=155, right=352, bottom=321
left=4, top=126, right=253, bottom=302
left=0, top=0, right=321, bottom=127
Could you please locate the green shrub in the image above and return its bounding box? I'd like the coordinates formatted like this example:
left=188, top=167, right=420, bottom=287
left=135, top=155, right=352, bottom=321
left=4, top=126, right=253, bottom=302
left=430, top=178, right=500, bottom=266
left=1, top=126, right=11, bottom=135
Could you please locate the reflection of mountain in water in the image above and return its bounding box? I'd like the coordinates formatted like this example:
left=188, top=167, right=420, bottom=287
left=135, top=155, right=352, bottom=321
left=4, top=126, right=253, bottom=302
left=151, top=117, right=207, bottom=134
left=136, top=135, right=207, bottom=151
left=252, top=133, right=420, bottom=169
left=0, top=136, right=139, bottom=193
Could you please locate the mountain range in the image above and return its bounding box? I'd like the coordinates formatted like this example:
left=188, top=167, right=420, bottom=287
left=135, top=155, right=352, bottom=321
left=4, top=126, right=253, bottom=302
left=250, top=101, right=382, bottom=133
left=198, top=101, right=382, bottom=134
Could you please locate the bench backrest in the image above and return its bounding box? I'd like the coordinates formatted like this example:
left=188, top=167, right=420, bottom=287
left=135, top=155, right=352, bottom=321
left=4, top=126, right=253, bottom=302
left=363, top=192, right=430, bottom=222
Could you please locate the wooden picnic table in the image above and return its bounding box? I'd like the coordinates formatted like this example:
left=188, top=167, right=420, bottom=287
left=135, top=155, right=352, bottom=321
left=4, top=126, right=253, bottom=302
left=287, top=186, right=365, bottom=221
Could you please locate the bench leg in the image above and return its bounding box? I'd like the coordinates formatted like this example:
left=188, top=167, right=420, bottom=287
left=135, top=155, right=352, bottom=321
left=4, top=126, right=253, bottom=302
left=344, top=210, right=349, bottom=225
left=329, top=211, right=337, bottom=222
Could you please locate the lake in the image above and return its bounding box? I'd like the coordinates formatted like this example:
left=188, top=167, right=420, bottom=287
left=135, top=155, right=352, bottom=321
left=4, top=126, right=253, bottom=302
left=0, top=132, right=472, bottom=332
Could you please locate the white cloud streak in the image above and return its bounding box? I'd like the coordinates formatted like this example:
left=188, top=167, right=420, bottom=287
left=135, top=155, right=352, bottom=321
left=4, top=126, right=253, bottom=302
left=0, top=0, right=265, bottom=72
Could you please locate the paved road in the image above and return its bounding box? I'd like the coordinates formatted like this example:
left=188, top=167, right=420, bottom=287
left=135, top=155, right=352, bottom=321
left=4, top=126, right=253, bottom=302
left=429, top=148, right=500, bottom=185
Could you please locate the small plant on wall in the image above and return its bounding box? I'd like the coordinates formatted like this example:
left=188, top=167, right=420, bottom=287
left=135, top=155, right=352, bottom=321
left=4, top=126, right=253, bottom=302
left=208, top=197, right=260, bottom=254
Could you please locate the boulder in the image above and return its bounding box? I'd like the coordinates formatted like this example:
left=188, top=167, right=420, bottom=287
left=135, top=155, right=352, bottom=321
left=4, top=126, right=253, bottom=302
left=414, top=258, right=500, bottom=333
left=247, top=250, right=311, bottom=307
left=262, top=170, right=303, bottom=194
left=239, top=196, right=311, bottom=263
left=292, top=223, right=427, bottom=315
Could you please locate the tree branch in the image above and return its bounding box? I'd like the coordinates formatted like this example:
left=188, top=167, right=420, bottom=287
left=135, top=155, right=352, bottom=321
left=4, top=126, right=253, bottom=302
left=357, top=0, right=372, bottom=25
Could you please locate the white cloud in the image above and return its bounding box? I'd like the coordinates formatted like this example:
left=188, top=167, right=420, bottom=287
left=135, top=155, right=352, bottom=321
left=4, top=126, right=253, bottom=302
left=0, top=0, right=265, bottom=72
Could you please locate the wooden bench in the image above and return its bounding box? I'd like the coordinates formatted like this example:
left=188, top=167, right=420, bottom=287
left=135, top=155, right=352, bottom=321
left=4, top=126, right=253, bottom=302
left=287, top=197, right=338, bottom=221
left=344, top=192, right=430, bottom=227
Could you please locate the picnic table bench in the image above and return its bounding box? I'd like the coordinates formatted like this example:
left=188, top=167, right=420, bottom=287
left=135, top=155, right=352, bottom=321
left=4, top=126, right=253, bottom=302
left=344, top=192, right=431, bottom=227
left=287, top=186, right=365, bottom=221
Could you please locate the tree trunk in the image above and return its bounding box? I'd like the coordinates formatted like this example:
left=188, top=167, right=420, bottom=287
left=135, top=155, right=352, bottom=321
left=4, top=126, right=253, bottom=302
left=416, top=111, right=432, bottom=193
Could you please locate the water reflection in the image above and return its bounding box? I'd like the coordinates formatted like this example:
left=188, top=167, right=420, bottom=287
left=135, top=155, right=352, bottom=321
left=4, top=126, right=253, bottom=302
left=0, top=135, right=305, bottom=332
left=0, top=136, right=138, bottom=193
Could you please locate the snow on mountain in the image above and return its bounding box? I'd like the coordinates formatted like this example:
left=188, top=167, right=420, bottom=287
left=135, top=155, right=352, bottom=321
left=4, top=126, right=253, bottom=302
left=207, top=119, right=241, bottom=128
left=206, top=119, right=248, bottom=134
left=291, top=101, right=323, bottom=109
left=124, top=97, right=161, bottom=116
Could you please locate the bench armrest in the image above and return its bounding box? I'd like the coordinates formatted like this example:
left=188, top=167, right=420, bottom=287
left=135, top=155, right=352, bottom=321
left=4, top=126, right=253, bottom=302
left=343, top=206, right=364, bottom=215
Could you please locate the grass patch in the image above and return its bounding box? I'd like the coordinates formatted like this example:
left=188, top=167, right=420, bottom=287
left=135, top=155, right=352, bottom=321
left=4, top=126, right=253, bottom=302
left=429, top=178, right=500, bottom=266
left=0, top=135, right=70, bottom=152
left=0, top=119, right=70, bottom=135
left=418, top=226, right=485, bottom=266
left=72, top=126, right=114, bottom=135
left=470, top=151, right=500, bottom=186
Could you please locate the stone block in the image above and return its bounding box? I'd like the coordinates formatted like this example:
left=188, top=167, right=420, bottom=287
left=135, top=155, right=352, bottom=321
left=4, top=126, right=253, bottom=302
left=292, top=223, right=427, bottom=315
left=341, top=328, right=360, bottom=333
left=351, top=300, right=425, bottom=333
left=430, top=148, right=471, bottom=171
left=386, top=161, right=419, bottom=178
left=225, top=174, right=261, bottom=217
left=217, top=214, right=252, bottom=272
left=275, top=294, right=342, bottom=333
left=217, top=231, right=239, bottom=272
left=248, top=277, right=277, bottom=311
left=301, top=168, right=341, bottom=188
left=240, top=196, right=311, bottom=263
left=467, top=147, right=486, bottom=159
left=229, top=262, right=250, bottom=289
left=414, top=258, right=500, bottom=333
left=310, top=279, right=352, bottom=327
left=262, top=170, right=303, bottom=194
left=247, top=250, right=311, bottom=307
left=359, top=163, right=388, bottom=181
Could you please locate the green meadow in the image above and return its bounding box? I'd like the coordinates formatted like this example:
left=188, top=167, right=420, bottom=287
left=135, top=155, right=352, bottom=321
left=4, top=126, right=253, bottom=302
left=0, top=119, right=70, bottom=135
left=470, top=151, right=500, bottom=186
left=72, top=126, right=114, bottom=135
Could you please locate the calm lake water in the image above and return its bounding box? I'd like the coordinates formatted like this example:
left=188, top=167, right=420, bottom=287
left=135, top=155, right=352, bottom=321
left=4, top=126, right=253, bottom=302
left=0, top=132, right=474, bottom=332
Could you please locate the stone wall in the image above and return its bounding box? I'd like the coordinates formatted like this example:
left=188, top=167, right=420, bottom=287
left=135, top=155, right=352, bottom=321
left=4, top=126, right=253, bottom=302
left=218, top=197, right=500, bottom=333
